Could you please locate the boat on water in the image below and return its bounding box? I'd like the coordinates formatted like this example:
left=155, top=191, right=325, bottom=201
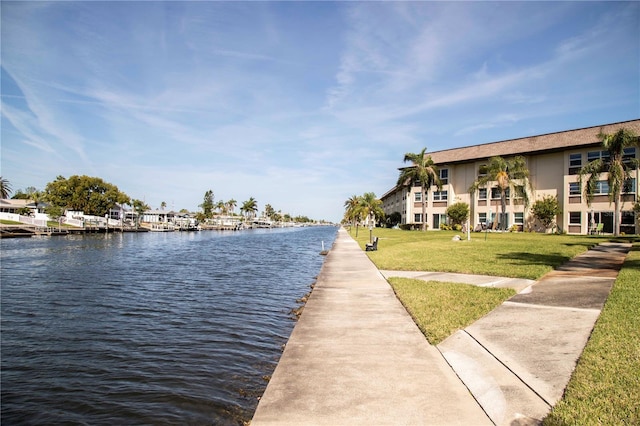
left=252, top=219, right=273, bottom=228
left=148, top=223, right=175, bottom=232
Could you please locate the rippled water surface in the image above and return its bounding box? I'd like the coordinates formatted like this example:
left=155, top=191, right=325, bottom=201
left=1, top=226, right=337, bottom=425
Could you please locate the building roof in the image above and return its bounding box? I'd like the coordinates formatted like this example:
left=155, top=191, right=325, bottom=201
left=428, top=119, right=640, bottom=165
left=0, top=198, right=43, bottom=209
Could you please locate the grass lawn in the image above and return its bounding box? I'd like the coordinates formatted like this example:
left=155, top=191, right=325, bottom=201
left=543, top=244, right=640, bottom=425
left=348, top=227, right=639, bottom=424
left=387, top=277, right=515, bottom=345
left=349, top=227, right=629, bottom=279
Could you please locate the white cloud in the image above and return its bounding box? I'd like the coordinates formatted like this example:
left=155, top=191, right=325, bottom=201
left=1, top=1, right=637, bottom=221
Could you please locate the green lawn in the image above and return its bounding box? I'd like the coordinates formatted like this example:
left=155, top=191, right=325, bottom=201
left=543, top=245, right=640, bottom=425
left=349, top=226, right=639, bottom=424
left=350, top=227, right=625, bottom=279
left=388, top=277, right=515, bottom=345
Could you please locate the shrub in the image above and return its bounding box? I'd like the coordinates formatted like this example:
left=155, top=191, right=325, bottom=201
left=400, top=223, right=426, bottom=231
left=446, top=202, right=470, bottom=226
left=531, top=195, right=561, bottom=231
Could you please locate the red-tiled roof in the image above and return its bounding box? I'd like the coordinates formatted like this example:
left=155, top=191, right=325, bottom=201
left=428, top=119, right=640, bottom=165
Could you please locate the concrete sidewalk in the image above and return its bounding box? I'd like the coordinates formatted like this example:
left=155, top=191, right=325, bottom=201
left=251, top=227, right=491, bottom=425
left=252, top=228, right=631, bottom=425
left=438, top=242, right=631, bottom=425
left=380, top=270, right=535, bottom=293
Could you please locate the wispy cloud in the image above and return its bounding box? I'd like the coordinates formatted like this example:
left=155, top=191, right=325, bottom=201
left=1, top=1, right=637, bottom=220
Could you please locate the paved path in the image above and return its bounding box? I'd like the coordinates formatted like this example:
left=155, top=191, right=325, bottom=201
left=252, top=228, right=491, bottom=425
left=252, top=229, right=631, bottom=425
left=380, top=270, right=535, bottom=293
left=438, top=242, right=631, bottom=425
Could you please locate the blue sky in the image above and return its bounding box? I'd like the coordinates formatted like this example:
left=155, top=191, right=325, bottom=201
left=1, top=1, right=638, bottom=222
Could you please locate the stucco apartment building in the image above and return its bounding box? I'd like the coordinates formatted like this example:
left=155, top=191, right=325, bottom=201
left=381, top=119, right=640, bottom=235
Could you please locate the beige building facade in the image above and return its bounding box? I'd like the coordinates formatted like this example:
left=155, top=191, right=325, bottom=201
left=381, top=119, right=640, bottom=234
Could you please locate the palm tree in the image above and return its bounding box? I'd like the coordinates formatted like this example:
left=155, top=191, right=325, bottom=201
left=26, top=187, right=42, bottom=215
left=359, top=192, right=384, bottom=222
left=359, top=192, right=384, bottom=243
left=241, top=197, right=258, bottom=221
left=344, top=194, right=363, bottom=234
left=215, top=200, right=226, bottom=215
left=397, top=148, right=442, bottom=231
left=226, top=199, right=237, bottom=216
left=469, top=156, right=532, bottom=231
left=578, top=128, right=639, bottom=236
left=264, top=203, right=276, bottom=220
left=0, top=177, right=12, bottom=199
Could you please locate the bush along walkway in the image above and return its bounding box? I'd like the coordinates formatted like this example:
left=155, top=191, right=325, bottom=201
left=438, top=242, right=632, bottom=426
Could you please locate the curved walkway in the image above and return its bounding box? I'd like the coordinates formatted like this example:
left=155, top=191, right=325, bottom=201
left=252, top=228, right=631, bottom=425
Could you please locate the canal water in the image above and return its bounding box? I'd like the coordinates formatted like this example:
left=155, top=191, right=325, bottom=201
left=1, top=226, right=337, bottom=425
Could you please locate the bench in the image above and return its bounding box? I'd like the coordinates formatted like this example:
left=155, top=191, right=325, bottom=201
left=365, top=237, right=378, bottom=251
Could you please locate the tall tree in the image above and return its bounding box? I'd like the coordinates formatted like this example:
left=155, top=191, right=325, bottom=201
left=358, top=192, right=384, bottom=225
left=578, top=128, right=639, bottom=236
left=397, top=148, right=441, bottom=231
left=241, top=197, right=258, bottom=220
left=131, top=199, right=149, bottom=227
left=343, top=194, right=363, bottom=233
left=0, top=177, right=13, bottom=199
left=226, top=199, right=237, bottom=216
left=264, top=203, right=276, bottom=220
left=469, top=156, right=532, bottom=231
left=199, top=190, right=214, bottom=218
left=44, top=175, right=130, bottom=216
left=359, top=192, right=384, bottom=242
left=27, top=187, right=42, bottom=213
left=215, top=200, right=226, bottom=215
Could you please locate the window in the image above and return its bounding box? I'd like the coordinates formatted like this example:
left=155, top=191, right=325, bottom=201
left=514, top=212, right=524, bottom=225
left=569, top=182, right=581, bottom=196
left=569, top=153, right=582, bottom=175
left=513, top=185, right=525, bottom=199
left=623, top=147, right=636, bottom=165
left=478, top=212, right=487, bottom=224
left=414, top=213, right=423, bottom=223
left=623, top=178, right=636, bottom=194
left=587, top=150, right=610, bottom=165
left=414, top=192, right=422, bottom=202
left=478, top=164, right=487, bottom=177
left=491, top=187, right=510, bottom=199
left=439, top=168, right=449, bottom=185
left=622, top=211, right=635, bottom=225
left=595, top=181, right=609, bottom=195
left=478, top=188, right=487, bottom=200
left=569, top=212, right=581, bottom=225
left=433, top=190, right=448, bottom=201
